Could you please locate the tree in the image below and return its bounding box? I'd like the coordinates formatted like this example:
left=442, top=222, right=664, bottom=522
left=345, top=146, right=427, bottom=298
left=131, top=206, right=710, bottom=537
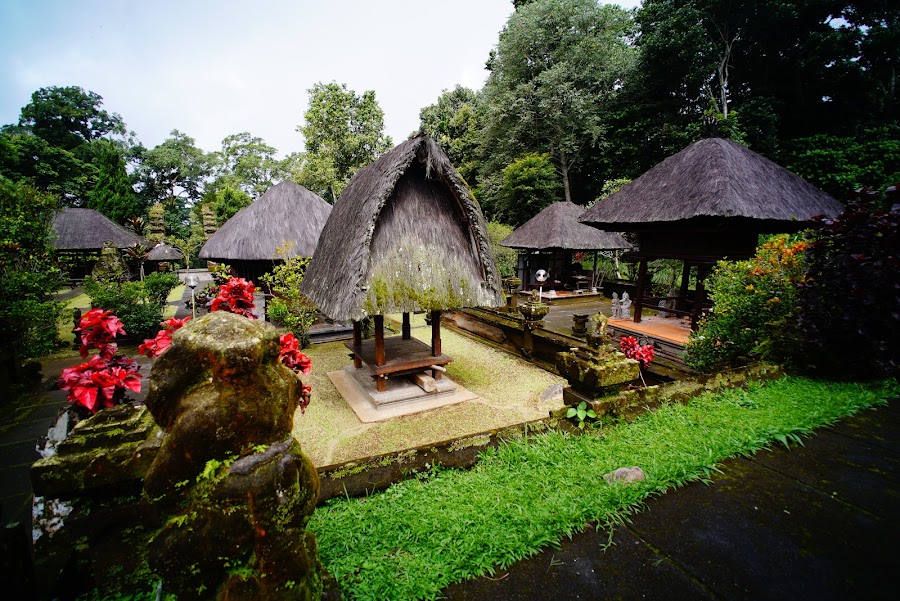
left=481, top=0, right=635, bottom=204
left=497, top=153, right=562, bottom=225
left=0, top=177, right=65, bottom=359
left=89, top=141, right=143, bottom=223
left=294, top=82, right=392, bottom=202
left=200, top=184, right=252, bottom=226
left=17, top=86, right=125, bottom=152
left=214, top=132, right=287, bottom=197
left=418, top=86, right=483, bottom=185
left=136, top=130, right=214, bottom=239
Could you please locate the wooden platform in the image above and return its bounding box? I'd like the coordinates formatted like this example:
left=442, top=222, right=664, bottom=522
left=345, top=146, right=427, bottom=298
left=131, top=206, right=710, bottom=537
left=345, top=336, right=453, bottom=377
left=608, top=316, right=692, bottom=363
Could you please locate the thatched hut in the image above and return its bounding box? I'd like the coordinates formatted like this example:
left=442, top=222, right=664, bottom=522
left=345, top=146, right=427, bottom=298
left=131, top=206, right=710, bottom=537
left=580, top=137, right=843, bottom=329
left=51, top=208, right=145, bottom=278
left=500, top=201, right=631, bottom=292
left=301, top=135, right=503, bottom=392
left=199, top=181, right=331, bottom=282
left=146, top=242, right=182, bottom=272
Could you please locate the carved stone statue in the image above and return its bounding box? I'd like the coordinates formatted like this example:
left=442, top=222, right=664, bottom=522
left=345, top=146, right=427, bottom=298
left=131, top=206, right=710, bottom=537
left=620, top=292, right=632, bottom=319
left=611, top=292, right=620, bottom=319
left=144, top=311, right=321, bottom=600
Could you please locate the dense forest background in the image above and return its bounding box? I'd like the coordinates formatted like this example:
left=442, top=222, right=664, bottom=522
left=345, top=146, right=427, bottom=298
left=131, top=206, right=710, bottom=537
left=2, top=0, right=897, bottom=233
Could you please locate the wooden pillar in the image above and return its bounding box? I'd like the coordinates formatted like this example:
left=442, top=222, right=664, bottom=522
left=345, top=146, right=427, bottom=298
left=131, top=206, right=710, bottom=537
left=431, top=310, right=442, bottom=380
left=374, top=315, right=385, bottom=366
left=691, top=264, right=711, bottom=330
left=352, top=321, right=362, bottom=368
left=402, top=312, right=411, bottom=340
left=633, top=258, right=648, bottom=323
left=678, top=261, right=692, bottom=312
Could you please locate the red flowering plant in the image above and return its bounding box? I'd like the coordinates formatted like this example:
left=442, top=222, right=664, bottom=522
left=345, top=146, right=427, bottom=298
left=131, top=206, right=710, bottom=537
left=278, top=333, right=312, bottom=413
left=620, top=335, right=655, bottom=387
left=58, top=309, right=142, bottom=416
left=210, top=277, right=256, bottom=318
left=139, top=316, right=191, bottom=358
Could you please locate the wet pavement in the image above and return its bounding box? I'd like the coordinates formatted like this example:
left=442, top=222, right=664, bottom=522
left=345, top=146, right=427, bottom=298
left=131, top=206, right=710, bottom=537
left=443, top=398, right=900, bottom=600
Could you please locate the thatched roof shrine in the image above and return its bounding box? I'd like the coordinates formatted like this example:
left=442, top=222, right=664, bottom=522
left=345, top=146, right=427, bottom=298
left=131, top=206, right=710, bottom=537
left=501, top=201, right=630, bottom=251
left=580, top=137, right=843, bottom=261
left=147, top=242, right=182, bottom=261
left=199, top=181, right=331, bottom=280
left=579, top=137, right=843, bottom=331
left=301, top=135, right=503, bottom=323
left=51, top=208, right=144, bottom=251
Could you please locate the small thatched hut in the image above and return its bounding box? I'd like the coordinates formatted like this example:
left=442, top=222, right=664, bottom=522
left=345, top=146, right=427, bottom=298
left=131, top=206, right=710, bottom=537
left=302, top=135, right=503, bottom=391
left=146, top=242, right=182, bottom=272
left=580, top=137, right=843, bottom=328
left=500, top=201, right=631, bottom=291
left=51, top=208, right=146, bottom=278
left=199, top=181, right=331, bottom=282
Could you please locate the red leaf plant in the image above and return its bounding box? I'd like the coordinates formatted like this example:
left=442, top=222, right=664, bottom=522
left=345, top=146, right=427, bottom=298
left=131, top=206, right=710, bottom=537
left=279, top=333, right=313, bottom=413
left=139, top=316, right=191, bottom=358
left=620, top=336, right=655, bottom=387
left=210, top=277, right=256, bottom=318
left=58, top=310, right=142, bottom=415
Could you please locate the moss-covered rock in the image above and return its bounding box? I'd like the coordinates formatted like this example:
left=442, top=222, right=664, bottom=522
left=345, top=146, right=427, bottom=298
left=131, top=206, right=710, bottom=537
left=555, top=345, right=639, bottom=396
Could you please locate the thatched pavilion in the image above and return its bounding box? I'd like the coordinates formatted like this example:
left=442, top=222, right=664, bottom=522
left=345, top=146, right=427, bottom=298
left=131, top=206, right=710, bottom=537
left=500, top=201, right=631, bottom=294
left=580, top=137, right=843, bottom=338
left=199, top=181, right=331, bottom=283
left=51, top=208, right=146, bottom=278
left=146, top=242, right=182, bottom=272
left=301, top=135, right=503, bottom=393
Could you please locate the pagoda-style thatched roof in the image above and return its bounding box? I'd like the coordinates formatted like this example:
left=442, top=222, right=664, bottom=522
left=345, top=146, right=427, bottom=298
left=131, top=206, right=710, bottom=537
left=147, top=242, right=182, bottom=261
left=199, top=181, right=331, bottom=261
left=580, top=138, right=843, bottom=233
left=500, top=201, right=631, bottom=251
left=301, top=135, right=503, bottom=322
left=51, top=208, right=145, bottom=251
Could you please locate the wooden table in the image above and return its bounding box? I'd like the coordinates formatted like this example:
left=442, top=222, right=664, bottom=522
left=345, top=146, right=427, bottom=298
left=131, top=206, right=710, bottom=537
left=345, top=335, right=452, bottom=391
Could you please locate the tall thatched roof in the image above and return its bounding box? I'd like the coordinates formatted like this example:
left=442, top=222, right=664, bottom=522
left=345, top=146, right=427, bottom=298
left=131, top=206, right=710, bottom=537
left=51, top=208, right=144, bottom=251
left=500, top=201, right=631, bottom=251
left=199, top=181, right=331, bottom=261
left=147, top=242, right=182, bottom=261
left=301, top=135, right=503, bottom=322
left=580, top=138, right=843, bottom=233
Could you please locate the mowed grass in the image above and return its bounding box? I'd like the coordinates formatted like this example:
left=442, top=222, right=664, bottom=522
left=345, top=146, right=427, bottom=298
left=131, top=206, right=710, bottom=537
left=309, top=376, right=899, bottom=600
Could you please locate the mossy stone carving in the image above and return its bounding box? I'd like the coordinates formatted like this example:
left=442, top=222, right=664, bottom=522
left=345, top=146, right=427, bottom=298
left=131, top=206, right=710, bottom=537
left=143, top=311, right=321, bottom=600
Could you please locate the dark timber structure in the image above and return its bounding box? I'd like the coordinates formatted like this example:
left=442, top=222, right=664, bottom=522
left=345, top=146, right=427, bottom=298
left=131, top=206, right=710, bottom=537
left=199, top=181, right=331, bottom=283
left=500, top=201, right=631, bottom=291
left=51, top=208, right=146, bottom=278
left=301, top=135, right=503, bottom=392
left=580, top=137, right=843, bottom=331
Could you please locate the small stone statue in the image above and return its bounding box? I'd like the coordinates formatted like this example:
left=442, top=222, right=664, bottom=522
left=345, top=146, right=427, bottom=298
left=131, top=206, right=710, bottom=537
left=585, top=313, right=609, bottom=348
left=531, top=289, right=541, bottom=303
left=611, top=292, right=621, bottom=319
left=620, top=292, right=632, bottom=319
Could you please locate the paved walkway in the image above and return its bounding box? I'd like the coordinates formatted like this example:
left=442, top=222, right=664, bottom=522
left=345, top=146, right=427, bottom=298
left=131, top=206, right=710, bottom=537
left=444, top=398, right=900, bottom=600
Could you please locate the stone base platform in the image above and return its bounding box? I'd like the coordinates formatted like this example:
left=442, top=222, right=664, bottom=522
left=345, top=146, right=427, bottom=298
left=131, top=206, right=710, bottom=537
left=328, top=366, right=478, bottom=423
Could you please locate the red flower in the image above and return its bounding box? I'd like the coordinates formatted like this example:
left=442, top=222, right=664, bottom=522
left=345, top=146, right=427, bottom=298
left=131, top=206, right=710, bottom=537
left=139, top=316, right=191, bottom=358
left=210, top=278, right=256, bottom=318
left=278, top=333, right=313, bottom=413
left=75, top=308, right=126, bottom=358
left=620, top=336, right=655, bottom=368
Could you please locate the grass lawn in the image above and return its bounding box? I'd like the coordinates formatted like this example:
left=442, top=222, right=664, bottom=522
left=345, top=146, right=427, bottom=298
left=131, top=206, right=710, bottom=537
left=309, top=376, right=899, bottom=600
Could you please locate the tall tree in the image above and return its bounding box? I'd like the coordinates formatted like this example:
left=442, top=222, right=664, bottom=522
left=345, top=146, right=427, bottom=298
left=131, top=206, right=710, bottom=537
left=214, top=132, right=287, bottom=197
left=88, top=141, right=142, bottom=223
left=418, top=86, right=483, bottom=186
left=481, top=0, right=635, bottom=204
left=497, top=153, right=563, bottom=225
left=294, top=82, right=392, bottom=202
left=17, top=86, right=125, bottom=151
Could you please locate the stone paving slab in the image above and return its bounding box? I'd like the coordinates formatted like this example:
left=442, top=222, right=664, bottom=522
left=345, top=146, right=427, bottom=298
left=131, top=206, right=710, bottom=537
left=444, top=401, right=900, bottom=600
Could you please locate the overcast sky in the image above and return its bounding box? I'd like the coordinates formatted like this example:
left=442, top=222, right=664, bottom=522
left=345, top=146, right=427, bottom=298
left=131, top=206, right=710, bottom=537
left=1, top=0, right=641, bottom=157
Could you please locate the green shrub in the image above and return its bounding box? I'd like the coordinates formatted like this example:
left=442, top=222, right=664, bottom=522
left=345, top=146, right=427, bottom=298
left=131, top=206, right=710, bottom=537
left=485, top=221, right=517, bottom=278
left=260, top=244, right=318, bottom=347
left=84, top=277, right=166, bottom=340
left=685, top=235, right=808, bottom=372
left=142, top=272, right=180, bottom=306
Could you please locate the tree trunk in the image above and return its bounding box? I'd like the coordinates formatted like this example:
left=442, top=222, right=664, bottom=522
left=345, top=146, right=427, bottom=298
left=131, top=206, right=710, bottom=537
left=560, top=149, right=572, bottom=204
